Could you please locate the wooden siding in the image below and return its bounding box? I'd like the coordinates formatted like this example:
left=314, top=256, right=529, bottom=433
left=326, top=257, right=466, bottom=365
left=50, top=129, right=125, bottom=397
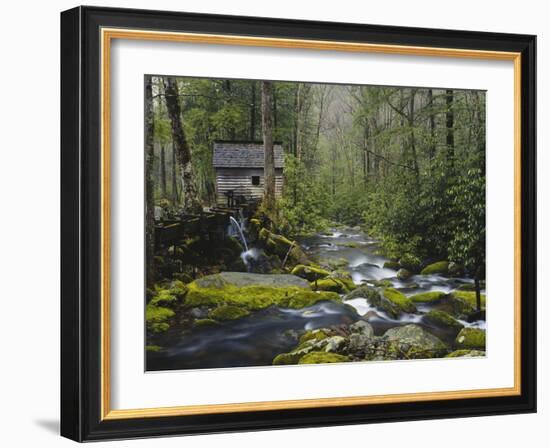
left=215, top=168, right=283, bottom=204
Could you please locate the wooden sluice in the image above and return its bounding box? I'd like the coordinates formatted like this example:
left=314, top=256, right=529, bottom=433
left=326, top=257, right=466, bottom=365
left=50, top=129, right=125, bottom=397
left=154, top=202, right=257, bottom=251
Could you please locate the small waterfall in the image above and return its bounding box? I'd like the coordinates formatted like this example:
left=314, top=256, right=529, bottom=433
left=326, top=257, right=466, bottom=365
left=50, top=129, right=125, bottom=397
left=229, top=216, right=249, bottom=251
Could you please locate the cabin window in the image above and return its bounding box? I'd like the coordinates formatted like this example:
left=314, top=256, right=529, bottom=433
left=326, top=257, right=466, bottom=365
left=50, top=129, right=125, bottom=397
left=251, top=176, right=260, bottom=186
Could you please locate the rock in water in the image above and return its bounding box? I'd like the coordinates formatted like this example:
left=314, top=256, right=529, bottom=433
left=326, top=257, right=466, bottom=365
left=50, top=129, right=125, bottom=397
left=384, top=324, right=448, bottom=358
left=396, top=268, right=412, bottom=280
left=193, top=271, right=310, bottom=289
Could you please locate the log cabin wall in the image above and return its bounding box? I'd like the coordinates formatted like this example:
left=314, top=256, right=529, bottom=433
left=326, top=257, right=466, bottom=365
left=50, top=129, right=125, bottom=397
left=213, top=141, right=285, bottom=206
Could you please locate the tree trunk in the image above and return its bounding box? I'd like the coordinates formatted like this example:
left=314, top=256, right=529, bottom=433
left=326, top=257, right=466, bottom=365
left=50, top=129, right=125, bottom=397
left=171, top=143, right=178, bottom=206
left=474, top=276, right=482, bottom=312
left=163, top=77, right=202, bottom=214
left=160, top=145, right=167, bottom=199
left=428, top=89, right=436, bottom=164
left=295, top=83, right=305, bottom=163
left=144, top=76, right=156, bottom=287
left=249, top=81, right=256, bottom=141
left=446, top=89, right=455, bottom=172
left=261, top=81, right=276, bottom=213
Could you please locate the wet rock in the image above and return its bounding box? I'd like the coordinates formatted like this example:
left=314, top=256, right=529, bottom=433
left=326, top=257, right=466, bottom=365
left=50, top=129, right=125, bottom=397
left=324, top=336, right=347, bottom=353
left=190, top=307, right=209, bottom=318
left=383, top=260, right=400, bottom=270
left=409, top=291, right=446, bottom=303
left=455, top=328, right=486, bottom=350
left=298, top=352, right=350, bottom=364
left=348, top=333, right=371, bottom=352
left=420, top=261, right=449, bottom=275
left=423, top=310, right=464, bottom=334
left=345, top=286, right=403, bottom=319
left=291, top=264, right=330, bottom=281
left=350, top=320, right=374, bottom=338
left=381, top=288, right=417, bottom=313
left=446, top=349, right=486, bottom=358
left=397, top=268, right=412, bottom=280
left=384, top=324, right=448, bottom=358
left=193, top=271, right=309, bottom=289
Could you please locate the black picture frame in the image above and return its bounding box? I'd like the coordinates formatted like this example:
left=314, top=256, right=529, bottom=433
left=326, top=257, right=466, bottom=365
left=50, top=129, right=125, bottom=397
left=61, top=5, right=536, bottom=442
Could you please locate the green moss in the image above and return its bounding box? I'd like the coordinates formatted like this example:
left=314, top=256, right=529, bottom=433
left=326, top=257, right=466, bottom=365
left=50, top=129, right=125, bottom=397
left=455, top=328, right=486, bottom=349
left=169, top=280, right=188, bottom=297
left=209, top=305, right=250, bottom=321
left=370, top=279, right=394, bottom=288
left=298, top=352, right=350, bottom=364
left=145, top=345, right=163, bottom=352
left=409, top=291, right=446, bottom=303
left=450, top=291, right=486, bottom=310
left=273, top=352, right=305, bottom=365
left=150, top=289, right=177, bottom=307
left=299, top=329, right=329, bottom=345
left=382, top=288, right=417, bottom=313
left=420, top=261, right=450, bottom=275
left=383, top=261, right=400, bottom=270
left=185, top=282, right=340, bottom=312
left=194, top=318, right=220, bottom=327
left=172, top=272, right=193, bottom=283
left=146, top=304, right=175, bottom=333
left=312, top=278, right=351, bottom=294
left=291, top=264, right=330, bottom=281
left=446, top=349, right=486, bottom=358
left=424, top=310, right=464, bottom=331
left=336, top=242, right=361, bottom=248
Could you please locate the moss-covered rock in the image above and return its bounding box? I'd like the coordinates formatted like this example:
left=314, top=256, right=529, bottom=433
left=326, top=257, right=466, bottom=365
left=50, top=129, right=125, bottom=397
left=383, top=261, right=400, bottom=270
left=449, top=291, right=486, bottom=310
left=409, top=291, right=446, bottom=303
left=209, top=305, right=250, bottom=321
left=384, top=324, right=448, bottom=358
left=194, top=318, right=220, bottom=327
left=370, top=279, right=394, bottom=288
left=345, top=286, right=403, bottom=319
left=186, top=275, right=340, bottom=313
left=259, top=228, right=308, bottom=265
left=150, top=289, right=178, bottom=307
left=455, top=328, right=486, bottom=349
left=299, top=329, right=329, bottom=345
left=312, top=278, right=352, bottom=294
left=396, top=268, right=412, bottom=280
left=446, top=349, right=486, bottom=358
left=298, top=352, right=350, bottom=364
left=273, top=351, right=305, bottom=365
left=145, top=304, right=175, bottom=333
left=145, top=345, right=163, bottom=352
left=424, top=310, right=464, bottom=332
left=420, top=261, right=449, bottom=275
left=382, top=288, right=417, bottom=313
left=291, top=264, right=330, bottom=281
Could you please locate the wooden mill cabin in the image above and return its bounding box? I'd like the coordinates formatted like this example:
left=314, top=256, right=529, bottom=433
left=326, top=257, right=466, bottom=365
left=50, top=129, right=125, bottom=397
left=213, top=141, right=284, bottom=206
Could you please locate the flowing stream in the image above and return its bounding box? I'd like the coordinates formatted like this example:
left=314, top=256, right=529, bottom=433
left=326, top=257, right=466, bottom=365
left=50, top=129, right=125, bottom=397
left=147, top=227, right=485, bottom=371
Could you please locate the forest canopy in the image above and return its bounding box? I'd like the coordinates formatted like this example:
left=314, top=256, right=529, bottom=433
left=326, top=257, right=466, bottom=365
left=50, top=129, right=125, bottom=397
left=146, top=76, right=485, bottom=282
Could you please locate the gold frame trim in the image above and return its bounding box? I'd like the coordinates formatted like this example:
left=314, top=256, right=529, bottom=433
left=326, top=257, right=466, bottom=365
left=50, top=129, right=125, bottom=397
left=100, top=28, right=522, bottom=421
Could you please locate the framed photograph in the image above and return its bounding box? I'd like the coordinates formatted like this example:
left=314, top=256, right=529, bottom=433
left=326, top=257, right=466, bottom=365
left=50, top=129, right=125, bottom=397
left=60, top=6, right=536, bottom=441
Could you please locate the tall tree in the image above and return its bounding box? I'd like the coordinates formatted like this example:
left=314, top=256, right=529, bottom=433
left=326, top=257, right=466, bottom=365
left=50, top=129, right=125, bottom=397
left=445, top=89, right=455, bottom=172
left=163, top=77, right=202, bottom=213
left=261, top=80, right=276, bottom=214
left=159, top=145, right=167, bottom=199
left=144, top=76, right=155, bottom=287
left=249, top=81, right=257, bottom=141
left=171, top=144, right=178, bottom=205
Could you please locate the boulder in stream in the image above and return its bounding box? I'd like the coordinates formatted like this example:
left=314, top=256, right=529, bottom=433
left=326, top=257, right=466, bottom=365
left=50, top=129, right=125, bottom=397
left=455, top=328, right=486, bottom=350
left=384, top=324, right=448, bottom=358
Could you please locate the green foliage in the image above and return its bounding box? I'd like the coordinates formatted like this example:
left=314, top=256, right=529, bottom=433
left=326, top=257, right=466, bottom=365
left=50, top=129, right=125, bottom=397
left=145, top=304, right=175, bottom=333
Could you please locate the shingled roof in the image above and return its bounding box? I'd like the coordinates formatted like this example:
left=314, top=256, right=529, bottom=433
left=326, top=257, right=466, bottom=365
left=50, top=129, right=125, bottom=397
left=213, top=141, right=284, bottom=169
